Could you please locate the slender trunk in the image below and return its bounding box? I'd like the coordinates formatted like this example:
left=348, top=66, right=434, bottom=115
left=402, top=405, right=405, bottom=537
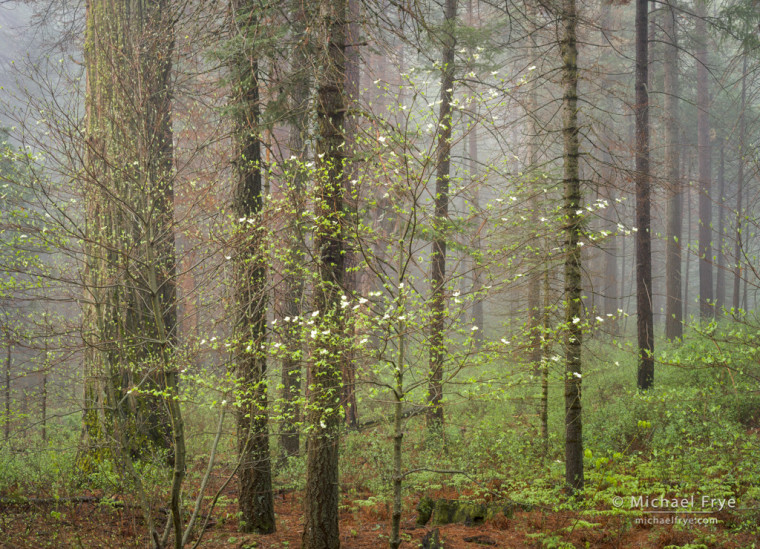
left=696, top=0, right=713, bottom=318
left=716, top=143, right=726, bottom=311
left=230, top=0, right=275, bottom=534
left=664, top=0, right=682, bottom=339
left=389, top=282, right=406, bottom=549
left=733, top=54, right=747, bottom=311
left=342, top=0, right=361, bottom=428
left=4, top=332, right=9, bottom=442
left=685, top=177, right=692, bottom=317
left=527, top=8, right=541, bottom=370
left=427, top=0, right=457, bottom=430
left=42, top=347, right=48, bottom=443
left=561, top=0, right=583, bottom=492
left=280, top=0, right=311, bottom=460
left=635, top=0, right=654, bottom=390
left=302, top=1, right=347, bottom=547
left=540, top=266, right=550, bottom=455
left=467, top=0, right=484, bottom=349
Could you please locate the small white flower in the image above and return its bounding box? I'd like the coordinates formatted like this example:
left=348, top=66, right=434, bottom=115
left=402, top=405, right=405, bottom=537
left=471, top=326, right=479, bottom=331
left=285, top=316, right=291, bottom=322
left=320, top=419, right=327, bottom=429
left=573, top=372, right=582, bottom=379
left=312, top=310, right=319, bottom=317
left=501, top=338, right=510, bottom=345
left=572, top=317, right=581, bottom=324
left=310, top=330, right=318, bottom=339
left=596, top=316, right=604, bottom=322
left=378, top=136, right=387, bottom=143
left=221, top=399, right=227, bottom=406
left=358, top=297, right=368, bottom=305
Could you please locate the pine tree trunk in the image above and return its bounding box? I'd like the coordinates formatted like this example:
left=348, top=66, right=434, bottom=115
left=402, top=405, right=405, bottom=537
left=302, top=1, right=348, bottom=547
left=561, top=0, right=583, bottom=492
left=230, top=0, right=275, bottom=534
left=733, top=54, right=747, bottom=311
left=715, top=143, right=726, bottom=311
left=635, top=0, right=654, bottom=390
left=342, top=0, right=361, bottom=428
left=427, top=0, right=457, bottom=430
left=696, top=0, right=713, bottom=318
left=280, top=0, right=312, bottom=462
left=664, top=0, right=682, bottom=339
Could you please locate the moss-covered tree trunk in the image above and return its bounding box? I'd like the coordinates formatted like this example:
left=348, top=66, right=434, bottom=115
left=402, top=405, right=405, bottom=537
left=427, top=0, right=457, bottom=431
left=82, top=0, right=177, bottom=457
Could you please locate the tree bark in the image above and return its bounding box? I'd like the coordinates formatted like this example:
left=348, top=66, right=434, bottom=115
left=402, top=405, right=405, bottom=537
left=635, top=0, right=654, bottom=391
left=561, top=0, right=583, bottom=492
left=230, top=0, right=275, bottom=534
left=427, top=0, right=457, bottom=430
left=664, top=0, right=683, bottom=339
left=302, top=0, right=348, bottom=546
left=341, top=0, right=361, bottom=428
left=715, top=143, right=726, bottom=311
left=280, top=0, right=312, bottom=461
left=733, top=54, right=747, bottom=311
left=696, top=0, right=713, bottom=318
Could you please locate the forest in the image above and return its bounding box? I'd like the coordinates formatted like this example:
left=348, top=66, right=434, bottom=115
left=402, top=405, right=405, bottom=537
left=1, top=0, right=760, bottom=547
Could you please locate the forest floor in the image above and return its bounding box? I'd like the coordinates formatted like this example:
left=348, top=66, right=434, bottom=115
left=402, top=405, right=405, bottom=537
left=1, top=486, right=757, bottom=549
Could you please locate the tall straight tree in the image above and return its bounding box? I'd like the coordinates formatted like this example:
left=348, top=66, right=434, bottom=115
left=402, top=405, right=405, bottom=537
left=635, top=0, right=654, bottom=390
left=280, top=0, right=311, bottom=461
left=428, top=0, right=457, bottom=430
left=82, top=1, right=185, bottom=544
left=733, top=53, right=747, bottom=310
left=695, top=0, right=714, bottom=318
left=561, top=0, right=583, bottom=491
left=342, top=0, right=361, bottom=428
left=664, top=0, right=683, bottom=340
left=229, top=0, right=274, bottom=534
left=82, top=0, right=178, bottom=455
left=302, top=0, right=347, bottom=546
left=716, top=142, right=726, bottom=310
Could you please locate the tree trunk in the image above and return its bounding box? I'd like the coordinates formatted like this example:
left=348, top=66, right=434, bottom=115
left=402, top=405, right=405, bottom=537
left=427, top=0, right=457, bottom=430
left=561, top=0, right=583, bottom=492
left=467, top=0, right=484, bottom=349
left=733, top=54, right=747, bottom=311
left=230, top=0, right=275, bottom=534
left=279, top=0, right=312, bottom=461
left=302, top=0, right=348, bottom=547
left=4, top=331, right=9, bottom=442
left=696, top=0, right=713, bottom=318
left=342, top=0, right=361, bottom=428
left=664, top=0, right=682, bottom=339
left=715, top=143, right=726, bottom=311
left=635, top=0, right=654, bottom=390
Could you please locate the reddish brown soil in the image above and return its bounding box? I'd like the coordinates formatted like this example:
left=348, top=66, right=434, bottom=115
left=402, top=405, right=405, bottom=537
left=1, top=491, right=755, bottom=549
